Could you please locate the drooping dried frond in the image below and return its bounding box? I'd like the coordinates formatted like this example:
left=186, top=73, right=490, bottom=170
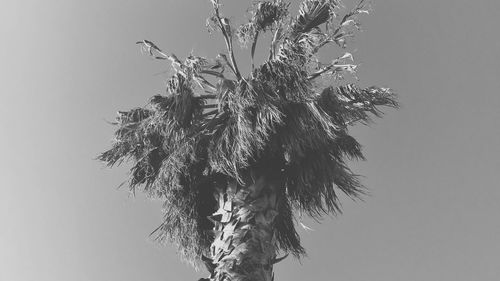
left=269, top=100, right=360, bottom=216
left=274, top=192, right=305, bottom=256
left=207, top=79, right=284, bottom=181
left=284, top=139, right=364, bottom=216
left=252, top=59, right=313, bottom=102
left=98, top=86, right=204, bottom=194
left=99, top=49, right=221, bottom=265
left=151, top=170, right=222, bottom=263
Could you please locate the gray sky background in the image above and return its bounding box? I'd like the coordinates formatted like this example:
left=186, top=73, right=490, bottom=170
left=1, top=0, right=499, bottom=280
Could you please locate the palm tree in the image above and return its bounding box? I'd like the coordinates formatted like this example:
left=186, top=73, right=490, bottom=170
left=99, top=1, right=398, bottom=280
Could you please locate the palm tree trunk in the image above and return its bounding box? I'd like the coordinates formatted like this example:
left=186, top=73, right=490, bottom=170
left=206, top=172, right=279, bottom=281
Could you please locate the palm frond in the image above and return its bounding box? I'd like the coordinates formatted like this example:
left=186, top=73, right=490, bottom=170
left=252, top=59, right=313, bottom=103
left=290, top=0, right=340, bottom=40
left=236, top=1, right=290, bottom=69
left=208, top=2, right=242, bottom=80
left=283, top=135, right=365, bottom=217
left=317, top=84, right=399, bottom=126
left=236, top=1, right=290, bottom=46
left=274, top=193, right=305, bottom=257
left=152, top=169, right=222, bottom=266
left=208, top=79, right=283, bottom=181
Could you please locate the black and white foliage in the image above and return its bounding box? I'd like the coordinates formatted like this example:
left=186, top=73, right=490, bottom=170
left=100, top=0, right=397, bottom=267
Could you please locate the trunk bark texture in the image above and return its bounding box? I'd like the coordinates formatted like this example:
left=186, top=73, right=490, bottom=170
left=205, top=172, right=279, bottom=281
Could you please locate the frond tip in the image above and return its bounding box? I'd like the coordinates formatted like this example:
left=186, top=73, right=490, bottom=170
left=237, top=0, right=290, bottom=47
left=291, top=0, right=340, bottom=38
left=318, top=84, right=399, bottom=126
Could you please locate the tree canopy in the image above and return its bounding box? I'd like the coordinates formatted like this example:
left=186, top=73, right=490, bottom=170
left=99, top=0, right=397, bottom=266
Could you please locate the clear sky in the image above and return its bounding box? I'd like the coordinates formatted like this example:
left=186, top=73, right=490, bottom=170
left=1, top=1, right=499, bottom=281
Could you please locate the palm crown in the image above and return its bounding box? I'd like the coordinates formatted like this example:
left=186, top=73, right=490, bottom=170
left=99, top=0, right=397, bottom=267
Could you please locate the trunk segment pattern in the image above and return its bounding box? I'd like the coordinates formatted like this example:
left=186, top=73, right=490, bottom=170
left=205, top=175, right=279, bottom=281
